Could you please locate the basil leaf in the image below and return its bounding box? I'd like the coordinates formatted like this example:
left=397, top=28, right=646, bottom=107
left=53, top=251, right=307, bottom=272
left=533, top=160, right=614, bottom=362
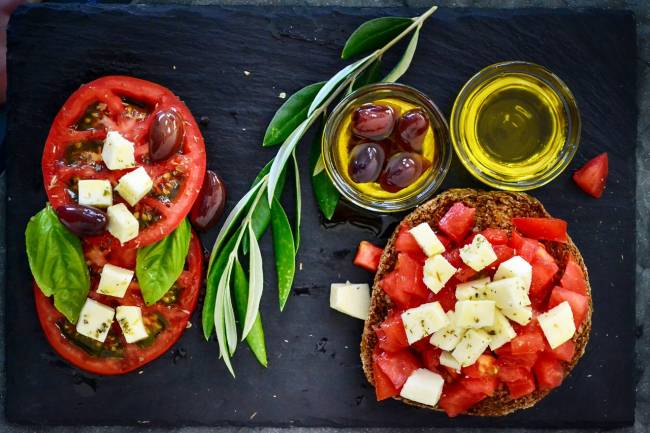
left=352, top=59, right=383, bottom=92
left=263, top=82, right=325, bottom=147
left=383, top=24, right=421, bottom=82
left=232, top=259, right=267, bottom=367
left=136, top=219, right=191, bottom=305
left=309, top=122, right=340, bottom=220
left=271, top=198, right=296, bottom=311
left=341, top=17, right=412, bottom=60
left=25, top=204, right=90, bottom=323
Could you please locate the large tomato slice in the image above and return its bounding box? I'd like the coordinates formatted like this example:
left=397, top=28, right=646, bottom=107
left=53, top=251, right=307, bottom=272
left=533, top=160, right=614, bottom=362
left=512, top=217, right=568, bottom=243
left=34, top=232, right=203, bottom=375
left=42, top=76, right=206, bottom=248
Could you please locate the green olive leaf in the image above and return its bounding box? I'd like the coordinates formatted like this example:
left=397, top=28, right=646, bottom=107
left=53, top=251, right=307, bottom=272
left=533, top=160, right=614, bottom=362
left=214, top=258, right=236, bottom=376
left=352, top=59, right=383, bottom=92
left=270, top=198, right=296, bottom=311
left=137, top=218, right=192, bottom=305
left=232, top=259, right=268, bottom=367
left=242, top=224, right=264, bottom=339
left=25, top=204, right=90, bottom=323
left=341, top=17, right=412, bottom=60
left=309, top=122, right=340, bottom=220
left=263, top=82, right=325, bottom=147
left=383, top=24, right=421, bottom=82
left=292, top=152, right=301, bottom=253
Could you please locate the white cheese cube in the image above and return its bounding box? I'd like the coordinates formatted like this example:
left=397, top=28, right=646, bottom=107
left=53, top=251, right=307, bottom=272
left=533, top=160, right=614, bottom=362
left=76, top=298, right=115, bottom=343
left=115, top=306, right=149, bottom=344
left=500, top=304, right=533, bottom=326
left=490, top=277, right=531, bottom=311
left=494, top=256, right=532, bottom=290
left=455, top=277, right=493, bottom=300
left=107, top=203, right=139, bottom=244
left=102, top=131, right=136, bottom=170
left=430, top=311, right=465, bottom=351
left=423, top=255, right=457, bottom=294
left=454, top=300, right=496, bottom=328
left=115, top=167, right=153, bottom=206
left=451, top=329, right=491, bottom=367
left=408, top=223, right=445, bottom=257
left=399, top=368, right=445, bottom=407
left=459, top=234, right=497, bottom=272
left=486, top=310, right=517, bottom=350
left=96, top=264, right=134, bottom=298
left=439, top=350, right=461, bottom=372
left=329, top=282, right=370, bottom=320
left=401, top=302, right=449, bottom=345
left=538, top=301, right=576, bottom=349
left=77, top=179, right=113, bottom=208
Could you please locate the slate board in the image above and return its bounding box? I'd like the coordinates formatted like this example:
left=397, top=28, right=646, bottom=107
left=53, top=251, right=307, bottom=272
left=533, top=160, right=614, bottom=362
left=4, top=4, right=637, bottom=428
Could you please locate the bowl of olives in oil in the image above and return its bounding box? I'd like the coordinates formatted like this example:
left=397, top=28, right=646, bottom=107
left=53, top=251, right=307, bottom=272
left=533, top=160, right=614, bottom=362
left=322, top=83, right=451, bottom=213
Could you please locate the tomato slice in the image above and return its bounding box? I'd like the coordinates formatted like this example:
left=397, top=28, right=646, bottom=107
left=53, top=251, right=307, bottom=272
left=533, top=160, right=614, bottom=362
left=374, top=349, right=421, bottom=390
left=548, top=286, right=589, bottom=328
left=573, top=152, right=608, bottom=198
left=375, top=311, right=409, bottom=353
left=512, top=217, right=568, bottom=243
left=533, top=353, right=565, bottom=390
left=560, top=257, right=588, bottom=296
left=438, top=382, right=486, bottom=417
left=42, top=76, right=206, bottom=248
left=34, top=232, right=203, bottom=375
left=506, top=370, right=536, bottom=399
left=353, top=240, right=383, bottom=272
left=438, top=202, right=476, bottom=243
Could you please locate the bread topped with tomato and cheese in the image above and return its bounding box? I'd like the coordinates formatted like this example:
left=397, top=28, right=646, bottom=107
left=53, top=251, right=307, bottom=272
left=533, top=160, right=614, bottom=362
left=360, top=188, right=592, bottom=417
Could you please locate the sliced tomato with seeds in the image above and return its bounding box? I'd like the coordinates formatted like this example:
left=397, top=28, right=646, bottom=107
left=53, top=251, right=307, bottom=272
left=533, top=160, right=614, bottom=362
left=42, top=76, right=206, bottom=248
left=34, top=232, right=203, bottom=375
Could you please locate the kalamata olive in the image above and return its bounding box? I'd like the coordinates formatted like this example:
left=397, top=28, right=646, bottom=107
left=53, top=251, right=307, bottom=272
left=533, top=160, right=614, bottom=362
left=348, top=142, right=386, bottom=183
left=351, top=103, right=395, bottom=140
left=379, top=152, right=429, bottom=193
left=396, top=108, right=429, bottom=152
left=190, top=170, right=227, bottom=232
left=56, top=204, right=107, bottom=237
left=149, top=109, right=184, bottom=161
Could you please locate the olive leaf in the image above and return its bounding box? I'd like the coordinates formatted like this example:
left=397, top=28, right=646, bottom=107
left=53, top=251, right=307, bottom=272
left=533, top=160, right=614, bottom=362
left=242, top=224, right=264, bottom=339
left=214, top=258, right=235, bottom=376
left=352, top=59, right=383, bottom=92
left=270, top=197, right=296, bottom=311
left=232, top=259, right=268, bottom=367
left=292, top=152, right=301, bottom=252
left=383, top=24, right=422, bottom=83
left=341, top=17, right=412, bottom=60
left=309, top=122, right=340, bottom=220
left=263, top=82, right=325, bottom=147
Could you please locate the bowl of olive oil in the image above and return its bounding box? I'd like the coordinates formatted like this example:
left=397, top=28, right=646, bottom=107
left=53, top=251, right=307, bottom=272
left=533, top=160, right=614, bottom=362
left=451, top=61, right=580, bottom=190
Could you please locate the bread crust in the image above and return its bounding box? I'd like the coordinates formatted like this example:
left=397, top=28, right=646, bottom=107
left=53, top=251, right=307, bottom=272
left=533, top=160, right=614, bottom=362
left=360, top=188, right=592, bottom=416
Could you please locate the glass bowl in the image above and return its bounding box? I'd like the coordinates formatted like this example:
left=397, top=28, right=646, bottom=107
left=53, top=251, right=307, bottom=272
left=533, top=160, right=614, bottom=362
left=322, top=83, right=452, bottom=213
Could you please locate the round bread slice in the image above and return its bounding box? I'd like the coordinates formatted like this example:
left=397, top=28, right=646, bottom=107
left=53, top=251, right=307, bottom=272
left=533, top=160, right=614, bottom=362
left=360, top=188, right=592, bottom=416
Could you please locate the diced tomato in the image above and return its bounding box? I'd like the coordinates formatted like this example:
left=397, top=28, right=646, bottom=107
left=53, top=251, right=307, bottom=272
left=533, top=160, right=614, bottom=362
left=509, top=232, right=540, bottom=263
left=560, top=257, right=588, bottom=296
left=487, top=245, right=515, bottom=270
left=375, top=312, right=409, bottom=353
left=533, top=353, right=565, bottom=391
left=395, top=253, right=429, bottom=299
left=411, top=337, right=432, bottom=353
left=506, top=370, right=536, bottom=399
left=461, top=376, right=499, bottom=397
left=511, top=330, right=546, bottom=355
left=438, top=382, right=486, bottom=417
left=420, top=347, right=442, bottom=371
left=548, top=286, right=589, bottom=328
left=374, top=349, right=421, bottom=390
left=548, top=339, right=576, bottom=362
left=463, top=354, right=498, bottom=378
left=427, top=281, right=457, bottom=312
left=462, top=233, right=476, bottom=246
left=496, top=344, right=539, bottom=369
left=380, top=272, right=413, bottom=308
left=497, top=363, right=529, bottom=383
left=353, top=241, right=383, bottom=272
left=480, top=228, right=509, bottom=245
left=395, top=226, right=427, bottom=263
left=573, top=152, right=608, bottom=198
left=438, top=203, right=476, bottom=243
left=512, top=217, right=568, bottom=243
left=436, top=233, right=453, bottom=251
left=529, top=246, right=559, bottom=302
left=455, top=264, right=478, bottom=282
left=443, top=248, right=463, bottom=267
left=372, top=360, right=399, bottom=400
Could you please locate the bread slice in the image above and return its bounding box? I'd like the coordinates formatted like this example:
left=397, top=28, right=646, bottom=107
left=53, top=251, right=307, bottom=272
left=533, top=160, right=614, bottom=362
left=360, top=188, right=592, bottom=416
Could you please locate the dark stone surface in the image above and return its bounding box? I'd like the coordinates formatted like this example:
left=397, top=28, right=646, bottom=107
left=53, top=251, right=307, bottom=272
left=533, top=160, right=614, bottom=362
left=2, top=2, right=638, bottom=430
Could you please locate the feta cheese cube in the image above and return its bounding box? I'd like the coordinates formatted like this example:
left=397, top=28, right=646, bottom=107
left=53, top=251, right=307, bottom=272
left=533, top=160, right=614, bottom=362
left=494, top=256, right=532, bottom=290
left=107, top=203, right=139, bottom=244
left=77, top=179, right=113, bottom=208
left=97, top=264, right=134, bottom=298
left=423, top=255, right=457, bottom=294
left=408, top=223, right=445, bottom=257
left=115, top=167, right=153, bottom=206
left=538, top=301, right=576, bottom=349
left=459, top=234, right=497, bottom=271
left=454, top=300, right=496, bottom=328
left=439, top=350, right=461, bottom=372
left=399, top=368, right=445, bottom=407
left=452, top=329, right=491, bottom=367
left=329, top=282, right=370, bottom=320
left=490, top=277, right=531, bottom=311
left=430, top=311, right=465, bottom=351
left=500, top=304, right=533, bottom=326
left=485, top=310, right=517, bottom=350
left=102, top=131, right=136, bottom=170
left=455, top=277, right=493, bottom=300
left=76, top=298, right=115, bottom=343
left=115, top=306, right=149, bottom=343
left=401, top=301, right=449, bottom=345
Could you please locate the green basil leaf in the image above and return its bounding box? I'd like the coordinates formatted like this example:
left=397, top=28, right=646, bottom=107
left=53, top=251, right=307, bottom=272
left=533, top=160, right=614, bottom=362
left=263, top=82, right=325, bottom=147
left=270, top=198, right=296, bottom=311
left=136, top=219, right=191, bottom=305
left=25, top=204, right=90, bottom=323
left=383, top=24, right=421, bottom=82
left=309, top=122, right=340, bottom=220
left=341, top=17, right=412, bottom=60
left=352, top=59, right=383, bottom=92
left=232, top=259, right=267, bottom=367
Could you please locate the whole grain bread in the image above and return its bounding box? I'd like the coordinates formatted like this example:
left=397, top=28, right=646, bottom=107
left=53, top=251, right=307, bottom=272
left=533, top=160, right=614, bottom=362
left=360, top=188, right=592, bottom=416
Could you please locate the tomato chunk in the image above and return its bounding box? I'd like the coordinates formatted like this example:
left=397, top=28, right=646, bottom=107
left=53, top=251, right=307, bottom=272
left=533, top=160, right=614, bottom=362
left=509, top=232, right=540, bottom=263
left=426, top=280, right=457, bottom=312
left=461, top=376, right=499, bottom=397
left=463, top=354, right=498, bottom=378
left=396, top=253, right=429, bottom=298
left=375, top=312, right=409, bottom=353
left=420, top=346, right=442, bottom=371
left=530, top=246, right=559, bottom=302
left=480, top=228, right=509, bottom=245
left=512, top=217, right=568, bottom=243
left=373, top=360, right=399, bottom=400
left=573, top=152, right=608, bottom=198
left=395, top=226, right=427, bottom=263
left=496, top=343, right=539, bottom=369
left=549, top=339, right=576, bottom=362
left=497, top=363, right=530, bottom=383
left=438, top=382, right=486, bottom=417
left=379, top=271, right=413, bottom=308
left=511, top=329, right=546, bottom=355
left=374, top=349, right=421, bottom=390
left=560, top=257, right=588, bottom=296
left=353, top=241, right=383, bottom=272
left=533, top=353, right=565, bottom=391
left=487, top=245, right=515, bottom=270
left=548, top=286, right=589, bottom=328
left=506, top=370, right=536, bottom=399
left=438, top=203, right=476, bottom=243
